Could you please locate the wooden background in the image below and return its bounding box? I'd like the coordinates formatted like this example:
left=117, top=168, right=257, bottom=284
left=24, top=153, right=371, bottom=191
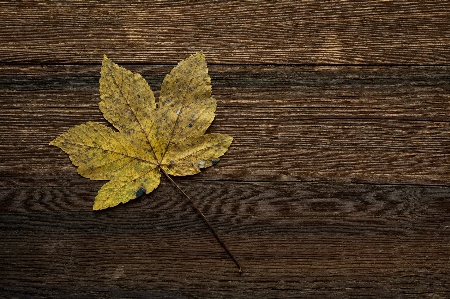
left=1, top=1, right=450, bottom=298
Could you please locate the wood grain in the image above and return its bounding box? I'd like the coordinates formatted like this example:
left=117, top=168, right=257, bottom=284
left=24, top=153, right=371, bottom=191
left=1, top=182, right=450, bottom=298
left=1, top=1, right=450, bottom=298
left=0, top=1, right=449, bottom=64
left=1, top=65, right=449, bottom=185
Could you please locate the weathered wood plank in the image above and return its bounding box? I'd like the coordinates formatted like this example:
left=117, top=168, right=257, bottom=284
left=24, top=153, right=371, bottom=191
left=0, top=1, right=449, bottom=64
left=3, top=111, right=450, bottom=184
left=1, top=65, right=449, bottom=185
left=1, top=182, right=449, bottom=298
left=1, top=64, right=449, bottom=119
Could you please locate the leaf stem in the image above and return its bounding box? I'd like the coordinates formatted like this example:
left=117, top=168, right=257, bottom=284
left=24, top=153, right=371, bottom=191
left=160, top=168, right=242, bottom=273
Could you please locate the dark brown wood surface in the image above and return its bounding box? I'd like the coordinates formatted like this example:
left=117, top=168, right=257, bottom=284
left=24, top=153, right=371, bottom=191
left=1, top=1, right=450, bottom=298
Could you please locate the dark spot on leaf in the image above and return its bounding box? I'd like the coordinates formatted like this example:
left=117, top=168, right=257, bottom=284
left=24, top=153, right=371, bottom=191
left=188, top=123, right=193, bottom=127
left=212, top=159, right=219, bottom=165
left=136, top=187, right=146, bottom=198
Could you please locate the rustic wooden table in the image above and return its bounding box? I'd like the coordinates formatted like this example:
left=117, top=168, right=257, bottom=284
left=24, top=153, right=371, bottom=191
left=1, top=1, right=450, bottom=298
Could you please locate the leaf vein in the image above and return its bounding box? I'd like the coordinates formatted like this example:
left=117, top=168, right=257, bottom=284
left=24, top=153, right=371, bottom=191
left=110, top=67, right=159, bottom=162
left=63, top=140, right=156, bottom=165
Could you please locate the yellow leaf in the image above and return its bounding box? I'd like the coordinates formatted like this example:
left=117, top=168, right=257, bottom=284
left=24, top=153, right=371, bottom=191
left=50, top=52, right=233, bottom=210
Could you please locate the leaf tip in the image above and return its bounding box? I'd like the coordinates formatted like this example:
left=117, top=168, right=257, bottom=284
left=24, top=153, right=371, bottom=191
left=184, top=51, right=205, bottom=65
left=93, top=199, right=108, bottom=211
left=93, top=191, right=113, bottom=210
left=102, top=55, right=113, bottom=69
left=49, top=137, right=60, bottom=147
left=195, top=51, right=205, bottom=60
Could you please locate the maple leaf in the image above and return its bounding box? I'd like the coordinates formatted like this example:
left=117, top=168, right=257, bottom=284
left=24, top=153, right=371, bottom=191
left=50, top=52, right=233, bottom=210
